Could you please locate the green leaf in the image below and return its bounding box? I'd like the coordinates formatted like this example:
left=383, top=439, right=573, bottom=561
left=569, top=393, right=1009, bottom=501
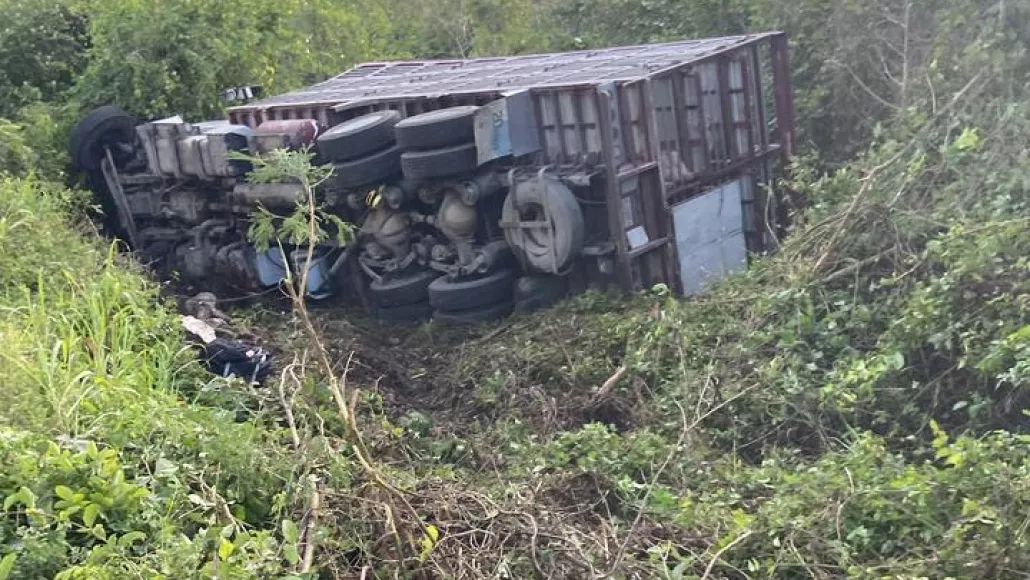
left=82, top=503, right=99, bottom=528
left=117, top=531, right=147, bottom=548
left=13, top=488, right=36, bottom=510
left=281, top=519, right=300, bottom=544
left=91, top=524, right=107, bottom=541
left=885, top=352, right=905, bottom=370
left=54, top=485, right=74, bottom=501
left=952, top=127, right=981, bottom=151
left=0, top=553, right=16, bottom=580
left=419, top=524, right=440, bottom=562
left=218, top=538, right=234, bottom=560
left=153, top=457, right=178, bottom=477
left=284, top=544, right=300, bottom=566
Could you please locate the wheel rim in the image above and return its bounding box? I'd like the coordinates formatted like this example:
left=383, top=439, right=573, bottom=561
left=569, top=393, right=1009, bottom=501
left=517, top=203, right=554, bottom=256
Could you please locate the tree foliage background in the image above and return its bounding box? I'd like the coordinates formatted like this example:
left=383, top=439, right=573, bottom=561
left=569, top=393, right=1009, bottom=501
left=1, top=0, right=1030, bottom=577
left=2, top=0, right=1020, bottom=172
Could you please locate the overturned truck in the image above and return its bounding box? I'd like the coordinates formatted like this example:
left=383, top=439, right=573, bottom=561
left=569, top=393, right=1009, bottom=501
left=71, top=33, right=796, bottom=324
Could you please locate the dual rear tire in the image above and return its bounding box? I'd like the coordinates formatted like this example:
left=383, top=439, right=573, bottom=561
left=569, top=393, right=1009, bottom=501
left=317, top=111, right=404, bottom=189
left=318, top=106, right=482, bottom=186
left=428, top=268, right=516, bottom=326
left=369, top=267, right=518, bottom=326
left=395, top=107, right=480, bottom=180
left=369, top=269, right=439, bottom=325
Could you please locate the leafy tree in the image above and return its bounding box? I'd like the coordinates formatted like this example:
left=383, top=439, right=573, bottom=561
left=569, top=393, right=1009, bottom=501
left=549, top=0, right=749, bottom=48
left=72, top=0, right=287, bottom=120
left=0, top=0, right=88, bottom=119
left=69, top=0, right=397, bottom=121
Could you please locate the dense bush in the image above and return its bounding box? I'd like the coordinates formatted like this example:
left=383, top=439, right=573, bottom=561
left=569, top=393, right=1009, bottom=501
left=0, top=0, right=88, bottom=120
left=0, top=120, right=32, bottom=177
left=0, top=177, right=320, bottom=578
left=443, top=2, right=1030, bottom=575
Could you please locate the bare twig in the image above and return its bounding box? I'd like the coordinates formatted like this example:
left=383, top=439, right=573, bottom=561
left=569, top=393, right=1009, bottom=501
left=819, top=250, right=892, bottom=285
left=699, top=530, right=754, bottom=580
left=592, top=365, right=628, bottom=404
left=528, top=513, right=546, bottom=579
left=830, top=58, right=900, bottom=111
left=277, top=357, right=302, bottom=449
left=599, top=383, right=758, bottom=578
left=266, top=152, right=437, bottom=569
left=300, top=478, right=322, bottom=572
left=811, top=72, right=984, bottom=273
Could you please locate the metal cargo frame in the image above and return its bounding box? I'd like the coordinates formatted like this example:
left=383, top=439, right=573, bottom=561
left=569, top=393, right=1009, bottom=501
left=228, top=33, right=795, bottom=295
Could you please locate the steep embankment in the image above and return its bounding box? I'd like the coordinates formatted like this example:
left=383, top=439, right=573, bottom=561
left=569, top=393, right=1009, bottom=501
left=0, top=178, right=314, bottom=578
left=2, top=109, right=1030, bottom=577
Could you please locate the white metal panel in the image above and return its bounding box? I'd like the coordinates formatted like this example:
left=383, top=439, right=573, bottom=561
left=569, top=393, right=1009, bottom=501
left=673, top=179, right=748, bottom=294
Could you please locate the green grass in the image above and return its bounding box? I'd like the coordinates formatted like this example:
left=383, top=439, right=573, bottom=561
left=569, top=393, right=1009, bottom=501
left=0, top=176, right=312, bottom=578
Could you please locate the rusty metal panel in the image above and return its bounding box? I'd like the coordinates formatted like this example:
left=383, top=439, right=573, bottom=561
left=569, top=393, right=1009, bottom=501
left=728, top=57, right=750, bottom=158
left=618, top=83, right=649, bottom=164
left=750, top=43, right=768, bottom=149
left=651, top=77, right=677, bottom=177
left=578, top=92, right=603, bottom=162
left=596, top=86, right=633, bottom=290
left=558, top=92, right=580, bottom=158
left=682, top=72, right=709, bottom=174
left=228, top=34, right=777, bottom=127
left=697, top=62, right=726, bottom=167
left=533, top=88, right=604, bottom=165
left=597, top=82, right=627, bottom=168
left=536, top=92, right=564, bottom=161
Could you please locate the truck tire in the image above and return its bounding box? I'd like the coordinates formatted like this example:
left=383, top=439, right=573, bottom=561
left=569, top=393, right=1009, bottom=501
left=394, top=106, right=479, bottom=151
left=400, top=143, right=478, bottom=180
left=377, top=300, right=433, bottom=325
left=369, top=269, right=441, bottom=307
left=502, top=177, right=585, bottom=274
left=433, top=301, right=513, bottom=326
left=332, top=145, right=402, bottom=189
left=69, top=105, right=137, bottom=171
left=428, top=268, right=516, bottom=311
left=317, top=111, right=400, bottom=162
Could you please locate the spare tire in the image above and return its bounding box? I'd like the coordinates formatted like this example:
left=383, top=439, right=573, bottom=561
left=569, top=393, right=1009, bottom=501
left=369, top=269, right=441, bottom=307
left=401, top=143, right=478, bottom=181
left=502, top=177, right=585, bottom=274
left=433, top=301, right=513, bottom=326
left=428, top=268, right=516, bottom=311
left=317, top=111, right=400, bottom=162
left=332, top=145, right=402, bottom=189
left=394, top=106, right=478, bottom=151
left=69, top=105, right=137, bottom=171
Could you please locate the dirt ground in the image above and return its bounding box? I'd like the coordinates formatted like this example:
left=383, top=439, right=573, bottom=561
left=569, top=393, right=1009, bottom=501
left=186, top=291, right=676, bottom=578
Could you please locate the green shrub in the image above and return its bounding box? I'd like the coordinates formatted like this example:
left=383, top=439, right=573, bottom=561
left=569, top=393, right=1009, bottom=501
left=0, top=120, right=33, bottom=177
left=0, top=176, right=310, bottom=577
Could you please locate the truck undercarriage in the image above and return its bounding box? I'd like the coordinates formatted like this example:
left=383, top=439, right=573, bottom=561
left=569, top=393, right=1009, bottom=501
left=71, top=33, right=795, bottom=325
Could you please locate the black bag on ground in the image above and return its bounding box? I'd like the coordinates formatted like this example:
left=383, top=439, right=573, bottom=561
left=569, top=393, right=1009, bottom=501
left=201, top=338, right=273, bottom=384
